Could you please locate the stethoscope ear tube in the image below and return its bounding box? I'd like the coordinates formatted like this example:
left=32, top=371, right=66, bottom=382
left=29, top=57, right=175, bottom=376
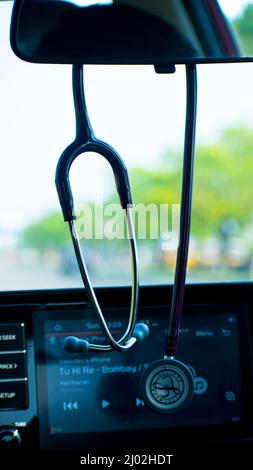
left=55, top=149, right=77, bottom=222
left=55, top=141, right=133, bottom=222
left=55, top=64, right=148, bottom=352
left=55, top=65, right=133, bottom=222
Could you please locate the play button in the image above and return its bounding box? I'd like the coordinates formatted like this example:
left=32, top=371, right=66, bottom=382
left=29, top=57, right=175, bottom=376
left=102, top=400, right=110, bottom=409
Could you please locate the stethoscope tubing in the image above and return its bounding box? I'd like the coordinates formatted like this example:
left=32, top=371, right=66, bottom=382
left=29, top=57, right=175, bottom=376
left=165, top=64, right=197, bottom=358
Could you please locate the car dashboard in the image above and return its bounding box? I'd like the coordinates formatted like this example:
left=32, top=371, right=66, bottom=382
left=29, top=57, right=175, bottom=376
left=0, top=283, right=253, bottom=465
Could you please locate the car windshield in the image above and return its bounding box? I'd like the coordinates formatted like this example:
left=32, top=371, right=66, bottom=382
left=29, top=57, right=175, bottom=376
left=1, top=1, right=253, bottom=290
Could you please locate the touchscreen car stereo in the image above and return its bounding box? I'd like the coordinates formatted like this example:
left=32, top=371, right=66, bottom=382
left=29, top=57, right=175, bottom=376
left=34, top=303, right=245, bottom=449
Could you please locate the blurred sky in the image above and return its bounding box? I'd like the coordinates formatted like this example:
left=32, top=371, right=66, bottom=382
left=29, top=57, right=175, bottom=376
left=1, top=1, right=253, bottom=230
left=73, top=0, right=249, bottom=18
left=220, top=0, right=250, bottom=17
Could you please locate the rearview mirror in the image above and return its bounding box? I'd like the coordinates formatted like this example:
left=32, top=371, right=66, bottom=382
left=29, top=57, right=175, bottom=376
left=10, top=0, right=253, bottom=64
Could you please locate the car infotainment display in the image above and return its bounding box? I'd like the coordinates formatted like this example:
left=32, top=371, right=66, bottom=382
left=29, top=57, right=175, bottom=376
left=34, top=304, right=244, bottom=449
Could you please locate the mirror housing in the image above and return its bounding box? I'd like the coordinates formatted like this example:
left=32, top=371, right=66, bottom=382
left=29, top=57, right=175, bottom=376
left=10, top=0, right=253, bottom=65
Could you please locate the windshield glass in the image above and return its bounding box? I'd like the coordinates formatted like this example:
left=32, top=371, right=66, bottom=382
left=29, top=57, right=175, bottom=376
left=1, top=1, right=253, bottom=290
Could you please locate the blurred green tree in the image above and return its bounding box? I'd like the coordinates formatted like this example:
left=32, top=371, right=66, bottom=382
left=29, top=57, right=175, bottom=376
left=22, top=127, right=253, bottom=248
left=234, top=4, right=253, bottom=55
left=22, top=212, right=69, bottom=250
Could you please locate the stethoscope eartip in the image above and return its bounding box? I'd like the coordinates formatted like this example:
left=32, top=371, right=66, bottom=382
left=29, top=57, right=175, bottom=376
left=133, top=322, right=150, bottom=343
left=63, top=336, right=89, bottom=354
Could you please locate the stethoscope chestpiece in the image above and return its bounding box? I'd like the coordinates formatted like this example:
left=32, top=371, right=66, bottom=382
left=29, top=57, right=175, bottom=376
left=140, top=358, right=194, bottom=413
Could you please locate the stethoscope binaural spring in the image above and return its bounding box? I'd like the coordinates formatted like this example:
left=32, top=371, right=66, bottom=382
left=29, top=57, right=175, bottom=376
left=56, top=63, right=197, bottom=413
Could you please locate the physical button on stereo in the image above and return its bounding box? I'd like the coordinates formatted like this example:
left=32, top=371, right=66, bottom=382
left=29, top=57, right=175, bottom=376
left=0, top=379, right=28, bottom=410
left=0, top=323, right=25, bottom=352
left=0, top=427, right=21, bottom=450
left=0, top=352, right=27, bottom=380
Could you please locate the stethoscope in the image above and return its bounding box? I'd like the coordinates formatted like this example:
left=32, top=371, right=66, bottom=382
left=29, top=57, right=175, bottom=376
left=56, top=63, right=197, bottom=414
